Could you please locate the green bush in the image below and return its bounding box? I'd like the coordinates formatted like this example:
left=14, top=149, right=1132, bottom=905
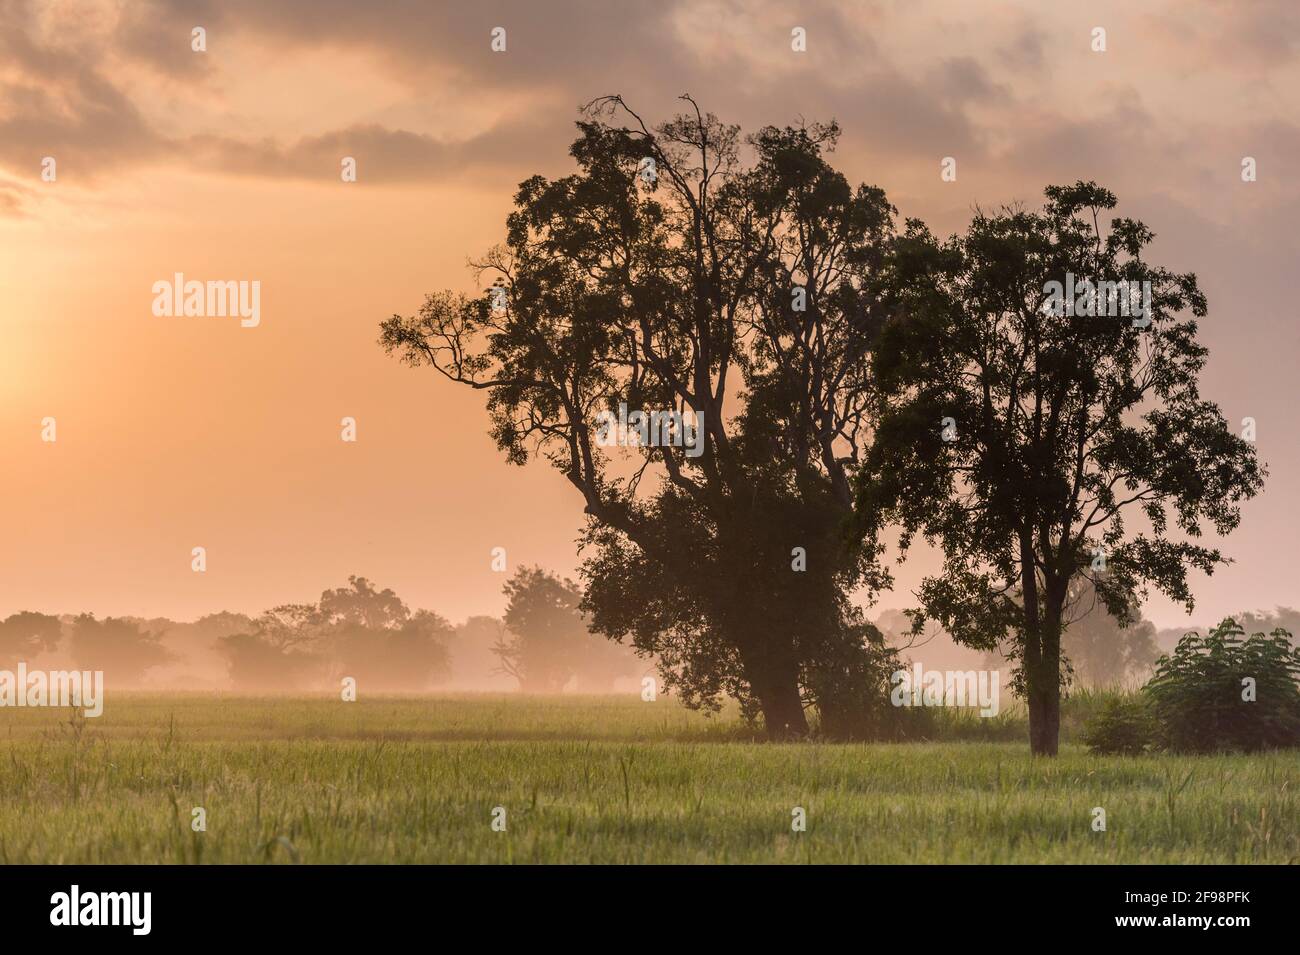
left=1144, top=619, right=1300, bottom=753
left=1080, top=695, right=1154, bottom=755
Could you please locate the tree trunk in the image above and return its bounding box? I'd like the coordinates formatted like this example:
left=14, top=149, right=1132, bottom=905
left=740, top=640, right=808, bottom=740
left=1026, top=594, right=1064, bottom=757
left=1027, top=680, right=1059, bottom=756
left=1019, top=532, right=1062, bottom=756
left=758, top=674, right=809, bottom=740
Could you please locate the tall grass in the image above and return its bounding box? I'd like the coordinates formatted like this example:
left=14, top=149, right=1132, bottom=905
left=0, top=693, right=1293, bottom=863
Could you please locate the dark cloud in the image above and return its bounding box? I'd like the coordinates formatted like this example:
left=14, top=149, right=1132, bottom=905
left=0, top=0, right=167, bottom=178
left=993, top=95, right=1165, bottom=196
left=186, top=115, right=571, bottom=185
left=2, top=0, right=1297, bottom=209
left=112, top=0, right=222, bottom=79
left=998, top=24, right=1047, bottom=72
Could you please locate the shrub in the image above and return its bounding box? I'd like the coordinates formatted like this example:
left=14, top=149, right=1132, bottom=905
left=1080, top=694, right=1154, bottom=755
left=1143, top=619, right=1300, bottom=753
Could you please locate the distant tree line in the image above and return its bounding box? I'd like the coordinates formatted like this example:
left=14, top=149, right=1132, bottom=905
left=0, top=567, right=642, bottom=693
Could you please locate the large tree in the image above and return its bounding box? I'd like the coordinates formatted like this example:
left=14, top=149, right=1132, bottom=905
left=381, top=97, right=895, bottom=738
left=857, top=182, right=1264, bottom=755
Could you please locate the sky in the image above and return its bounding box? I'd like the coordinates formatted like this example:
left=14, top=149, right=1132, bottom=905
left=2, top=0, right=1298, bottom=629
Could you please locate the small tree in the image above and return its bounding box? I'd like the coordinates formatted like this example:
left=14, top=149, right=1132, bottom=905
left=859, top=182, right=1265, bottom=755
left=448, top=616, right=516, bottom=689
left=329, top=608, right=453, bottom=692
left=218, top=631, right=320, bottom=691
left=318, top=576, right=409, bottom=630
left=1145, top=619, right=1300, bottom=752
left=495, top=567, right=599, bottom=692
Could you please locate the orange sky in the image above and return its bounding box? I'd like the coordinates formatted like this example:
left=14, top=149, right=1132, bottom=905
left=2, top=0, right=1298, bottom=628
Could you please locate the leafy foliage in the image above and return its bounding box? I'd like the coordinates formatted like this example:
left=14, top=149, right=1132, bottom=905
left=381, top=97, right=899, bottom=736
left=1144, top=619, right=1300, bottom=753
left=218, top=576, right=451, bottom=691
left=69, top=614, right=170, bottom=684
left=495, top=566, right=638, bottom=692
left=857, top=181, right=1265, bottom=754
left=0, top=611, right=62, bottom=666
left=1080, top=695, right=1154, bottom=755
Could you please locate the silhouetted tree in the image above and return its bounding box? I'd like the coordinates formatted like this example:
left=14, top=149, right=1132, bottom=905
left=217, top=630, right=320, bottom=691
left=69, top=614, right=170, bottom=684
left=218, top=603, right=324, bottom=690
left=494, top=567, right=594, bottom=692
left=381, top=97, right=895, bottom=737
left=319, top=576, right=408, bottom=629
left=859, top=182, right=1264, bottom=754
left=193, top=611, right=255, bottom=640
left=329, top=612, right=452, bottom=693
left=0, top=611, right=62, bottom=666
left=317, top=576, right=450, bottom=690
left=219, top=578, right=452, bottom=691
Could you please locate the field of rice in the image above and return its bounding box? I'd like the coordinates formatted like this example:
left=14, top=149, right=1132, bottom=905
left=0, top=694, right=1294, bottom=863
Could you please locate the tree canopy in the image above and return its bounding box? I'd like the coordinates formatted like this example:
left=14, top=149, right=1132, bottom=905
left=857, top=182, right=1265, bottom=753
left=381, top=96, right=899, bottom=737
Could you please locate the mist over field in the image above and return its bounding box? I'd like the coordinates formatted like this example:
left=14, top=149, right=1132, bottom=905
left=2, top=1, right=1298, bottom=890
left=6, top=582, right=1299, bottom=697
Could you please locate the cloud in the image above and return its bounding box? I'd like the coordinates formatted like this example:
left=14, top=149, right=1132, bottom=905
left=0, top=1, right=168, bottom=179
left=186, top=116, right=569, bottom=184
left=2, top=0, right=1299, bottom=214
left=0, top=179, right=31, bottom=217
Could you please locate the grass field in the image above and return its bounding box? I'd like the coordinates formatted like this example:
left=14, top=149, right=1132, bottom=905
left=0, top=694, right=1295, bottom=863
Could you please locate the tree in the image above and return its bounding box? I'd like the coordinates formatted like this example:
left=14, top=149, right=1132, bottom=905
left=1058, top=578, right=1160, bottom=687
left=216, top=603, right=324, bottom=690
left=380, top=97, right=895, bottom=737
left=857, top=181, right=1264, bottom=755
left=192, top=611, right=255, bottom=639
left=0, top=611, right=62, bottom=666
left=328, top=606, right=452, bottom=692
left=975, top=578, right=1162, bottom=688
left=494, top=566, right=597, bottom=692
left=217, top=630, right=321, bottom=691
left=1145, top=619, right=1300, bottom=752
left=318, top=576, right=409, bottom=629
left=218, top=578, right=452, bottom=691
left=69, top=614, right=170, bottom=684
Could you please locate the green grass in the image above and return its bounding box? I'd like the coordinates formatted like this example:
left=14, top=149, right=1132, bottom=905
left=0, top=693, right=1295, bottom=863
